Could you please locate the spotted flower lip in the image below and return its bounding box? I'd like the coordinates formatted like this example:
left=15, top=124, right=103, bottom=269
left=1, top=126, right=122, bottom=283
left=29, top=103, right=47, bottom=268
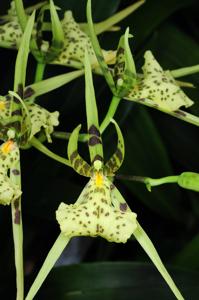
left=56, top=170, right=137, bottom=243
left=0, top=140, right=21, bottom=205
left=52, top=11, right=116, bottom=68
left=127, top=50, right=194, bottom=111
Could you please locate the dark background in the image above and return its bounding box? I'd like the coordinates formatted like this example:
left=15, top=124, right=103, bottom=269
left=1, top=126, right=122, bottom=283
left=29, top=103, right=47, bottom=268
left=0, top=0, right=199, bottom=299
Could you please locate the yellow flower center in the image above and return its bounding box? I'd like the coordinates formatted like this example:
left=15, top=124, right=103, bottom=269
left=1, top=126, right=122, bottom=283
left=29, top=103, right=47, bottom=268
left=95, top=172, right=103, bottom=187
left=1, top=140, right=14, bottom=154
left=0, top=101, right=5, bottom=110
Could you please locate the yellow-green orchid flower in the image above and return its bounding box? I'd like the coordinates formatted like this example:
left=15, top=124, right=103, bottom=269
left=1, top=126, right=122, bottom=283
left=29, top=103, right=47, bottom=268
left=126, top=50, right=194, bottom=111
left=56, top=119, right=137, bottom=243
left=0, top=0, right=144, bottom=68
left=0, top=10, right=60, bottom=145
left=56, top=48, right=136, bottom=243
left=0, top=96, right=59, bottom=144
left=24, top=48, right=184, bottom=300
left=0, top=140, right=21, bottom=205
left=51, top=10, right=115, bottom=69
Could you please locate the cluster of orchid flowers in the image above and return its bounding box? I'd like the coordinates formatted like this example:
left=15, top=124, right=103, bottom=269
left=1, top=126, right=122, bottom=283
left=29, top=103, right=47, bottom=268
left=0, top=0, right=199, bottom=299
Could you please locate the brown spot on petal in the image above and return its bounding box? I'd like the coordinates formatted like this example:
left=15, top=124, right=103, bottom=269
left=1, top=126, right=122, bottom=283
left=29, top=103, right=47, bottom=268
left=88, top=125, right=100, bottom=137
left=120, top=203, right=127, bottom=211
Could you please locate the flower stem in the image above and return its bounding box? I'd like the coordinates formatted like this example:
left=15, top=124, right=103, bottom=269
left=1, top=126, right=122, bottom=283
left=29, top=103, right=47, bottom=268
left=34, top=62, right=46, bottom=83
left=10, top=158, right=24, bottom=300
left=25, top=234, right=70, bottom=300
left=171, top=64, right=199, bottom=78
left=145, top=175, right=179, bottom=187
left=100, top=95, right=121, bottom=134
left=116, top=174, right=179, bottom=190
left=30, top=137, right=71, bottom=167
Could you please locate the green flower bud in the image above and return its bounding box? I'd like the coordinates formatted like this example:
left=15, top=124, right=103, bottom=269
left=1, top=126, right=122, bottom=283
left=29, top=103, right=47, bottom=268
left=178, top=172, right=199, bottom=192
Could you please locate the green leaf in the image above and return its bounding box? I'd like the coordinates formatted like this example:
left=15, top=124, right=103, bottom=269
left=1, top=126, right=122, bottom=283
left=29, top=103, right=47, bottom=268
left=125, top=0, right=198, bottom=50
left=36, top=262, right=199, bottom=300
left=84, top=48, right=103, bottom=163
left=173, top=233, right=199, bottom=269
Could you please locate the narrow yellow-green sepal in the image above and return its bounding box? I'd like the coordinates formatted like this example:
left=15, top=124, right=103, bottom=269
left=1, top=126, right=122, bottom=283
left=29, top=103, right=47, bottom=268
left=104, top=119, right=125, bottom=175
left=134, top=222, right=184, bottom=300
left=25, top=233, right=70, bottom=300
left=68, top=124, right=91, bottom=177
left=23, top=69, right=84, bottom=102
left=14, top=11, right=35, bottom=93
left=92, top=0, right=145, bottom=35
left=86, top=0, right=116, bottom=94
left=14, top=0, right=27, bottom=30
left=84, top=48, right=103, bottom=163
left=49, top=0, right=64, bottom=60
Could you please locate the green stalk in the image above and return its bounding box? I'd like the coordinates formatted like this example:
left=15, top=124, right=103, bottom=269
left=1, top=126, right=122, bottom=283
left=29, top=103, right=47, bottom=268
left=10, top=158, right=24, bottom=300
left=171, top=64, right=199, bottom=78
left=34, top=62, right=46, bottom=83
left=14, top=0, right=27, bottom=31
left=100, top=95, right=121, bottom=134
left=52, top=131, right=88, bottom=142
left=30, top=137, right=71, bottom=167
left=145, top=176, right=179, bottom=187
left=25, top=234, right=70, bottom=300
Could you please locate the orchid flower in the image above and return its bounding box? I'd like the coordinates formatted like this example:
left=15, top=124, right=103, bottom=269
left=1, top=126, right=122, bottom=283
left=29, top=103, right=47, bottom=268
left=0, top=140, right=21, bottom=205
left=86, top=0, right=199, bottom=130
left=25, top=49, right=184, bottom=300
left=125, top=50, right=194, bottom=111
left=0, top=95, right=59, bottom=143
left=56, top=119, right=137, bottom=243
left=0, top=0, right=144, bottom=69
